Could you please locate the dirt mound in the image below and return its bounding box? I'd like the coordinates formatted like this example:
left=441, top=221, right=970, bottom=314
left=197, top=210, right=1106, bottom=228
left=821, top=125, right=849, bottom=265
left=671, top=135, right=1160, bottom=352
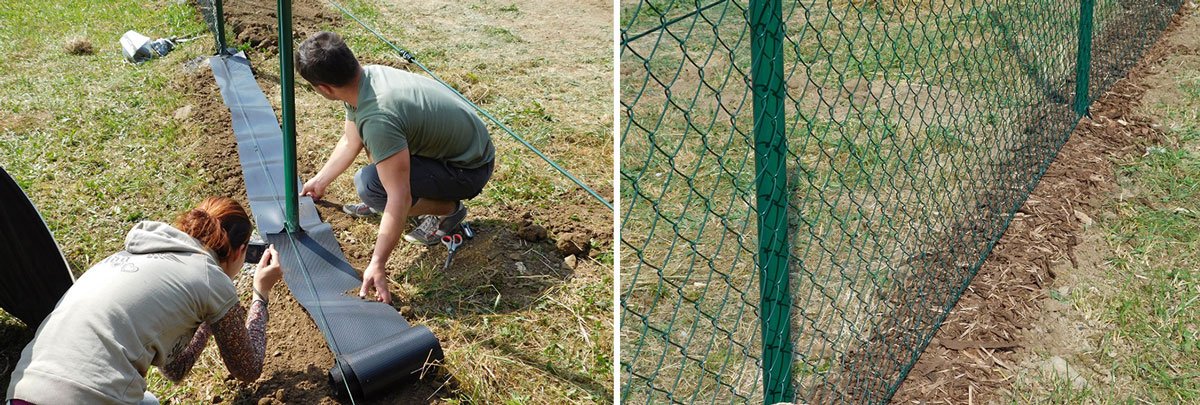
left=201, top=0, right=339, bottom=55
left=891, top=8, right=1190, bottom=404
left=174, top=62, right=246, bottom=209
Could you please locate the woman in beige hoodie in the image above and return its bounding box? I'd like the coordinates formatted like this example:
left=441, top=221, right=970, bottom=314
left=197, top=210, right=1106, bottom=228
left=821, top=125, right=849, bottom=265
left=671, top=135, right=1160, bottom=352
left=6, top=197, right=283, bottom=405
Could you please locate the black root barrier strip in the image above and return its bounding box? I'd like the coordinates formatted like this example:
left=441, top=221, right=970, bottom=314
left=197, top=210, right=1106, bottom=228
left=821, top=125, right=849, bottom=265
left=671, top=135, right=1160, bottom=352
left=0, top=168, right=75, bottom=328
left=210, top=54, right=443, bottom=400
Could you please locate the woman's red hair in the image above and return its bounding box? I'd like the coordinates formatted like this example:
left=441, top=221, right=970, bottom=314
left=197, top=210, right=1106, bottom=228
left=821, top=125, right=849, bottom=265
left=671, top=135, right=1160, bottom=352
left=174, top=197, right=252, bottom=262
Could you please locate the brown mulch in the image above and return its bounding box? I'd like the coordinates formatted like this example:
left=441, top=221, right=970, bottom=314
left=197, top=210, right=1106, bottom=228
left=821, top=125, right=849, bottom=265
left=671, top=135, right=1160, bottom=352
left=890, top=6, right=1193, bottom=404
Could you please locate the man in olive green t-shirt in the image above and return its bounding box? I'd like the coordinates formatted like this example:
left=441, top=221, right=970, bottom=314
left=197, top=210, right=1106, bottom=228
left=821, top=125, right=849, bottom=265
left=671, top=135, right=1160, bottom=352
left=295, top=31, right=495, bottom=304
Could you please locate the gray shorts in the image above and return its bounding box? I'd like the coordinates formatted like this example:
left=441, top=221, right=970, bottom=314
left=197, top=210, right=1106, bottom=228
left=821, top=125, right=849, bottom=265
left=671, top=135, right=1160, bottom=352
left=353, top=156, right=494, bottom=211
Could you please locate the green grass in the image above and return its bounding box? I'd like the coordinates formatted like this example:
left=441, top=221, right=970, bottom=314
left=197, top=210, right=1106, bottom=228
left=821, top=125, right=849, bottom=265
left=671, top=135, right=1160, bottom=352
left=0, top=1, right=210, bottom=270
left=1084, top=84, right=1200, bottom=402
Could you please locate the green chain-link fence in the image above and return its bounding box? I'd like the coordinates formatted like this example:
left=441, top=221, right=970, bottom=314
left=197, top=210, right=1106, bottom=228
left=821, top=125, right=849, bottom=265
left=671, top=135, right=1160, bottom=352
left=619, top=0, right=1182, bottom=403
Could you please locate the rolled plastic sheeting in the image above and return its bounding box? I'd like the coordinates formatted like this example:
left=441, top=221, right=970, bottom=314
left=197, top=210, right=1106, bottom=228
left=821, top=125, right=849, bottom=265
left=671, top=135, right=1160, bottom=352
left=328, top=326, right=443, bottom=399
left=0, top=167, right=75, bottom=327
left=210, top=53, right=443, bottom=400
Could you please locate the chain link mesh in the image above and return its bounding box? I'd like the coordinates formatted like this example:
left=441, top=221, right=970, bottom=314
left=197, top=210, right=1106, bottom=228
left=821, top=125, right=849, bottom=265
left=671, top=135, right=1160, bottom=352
left=620, top=0, right=1182, bottom=403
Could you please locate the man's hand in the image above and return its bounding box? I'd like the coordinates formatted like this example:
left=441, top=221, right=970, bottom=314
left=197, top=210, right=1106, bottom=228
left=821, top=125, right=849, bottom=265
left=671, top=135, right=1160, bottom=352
left=301, top=120, right=365, bottom=201
left=360, top=149, right=410, bottom=306
left=301, top=177, right=328, bottom=200
left=359, top=262, right=392, bottom=304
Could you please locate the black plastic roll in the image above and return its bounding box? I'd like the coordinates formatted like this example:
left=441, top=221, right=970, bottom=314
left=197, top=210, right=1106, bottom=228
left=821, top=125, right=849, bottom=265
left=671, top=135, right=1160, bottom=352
left=212, top=53, right=445, bottom=401
left=328, top=326, right=444, bottom=399
left=0, top=167, right=75, bottom=327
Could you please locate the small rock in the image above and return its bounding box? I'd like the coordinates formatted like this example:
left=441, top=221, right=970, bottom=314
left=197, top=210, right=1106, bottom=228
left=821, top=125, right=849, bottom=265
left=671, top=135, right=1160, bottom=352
left=564, top=255, right=578, bottom=269
left=515, top=261, right=527, bottom=273
left=272, top=350, right=282, bottom=357
left=174, top=105, right=194, bottom=121
left=1049, top=355, right=1068, bottom=372
left=1056, top=286, right=1071, bottom=297
left=1117, top=187, right=1136, bottom=201
left=516, top=223, right=547, bottom=242
left=1073, top=210, right=1094, bottom=227
left=555, top=232, right=591, bottom=257
left=399, top=306, right=412, bottom=317
left=1041, top=356, right=1088, bottom=389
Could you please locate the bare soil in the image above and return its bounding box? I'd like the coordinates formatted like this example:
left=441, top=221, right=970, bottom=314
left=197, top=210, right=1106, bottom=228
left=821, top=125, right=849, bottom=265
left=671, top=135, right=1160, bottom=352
left=891, top=6, right=1193, bottom=404
left=201, top=0, right=339, bottom=55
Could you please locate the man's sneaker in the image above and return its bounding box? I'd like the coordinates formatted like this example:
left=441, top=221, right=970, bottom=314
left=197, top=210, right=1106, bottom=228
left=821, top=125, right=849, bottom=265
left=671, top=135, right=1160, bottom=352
left=403, top=215, right=441, bottom=245
left=438, top=203, right=467, bottom=235
left=343, top=203, right=379, bottom=218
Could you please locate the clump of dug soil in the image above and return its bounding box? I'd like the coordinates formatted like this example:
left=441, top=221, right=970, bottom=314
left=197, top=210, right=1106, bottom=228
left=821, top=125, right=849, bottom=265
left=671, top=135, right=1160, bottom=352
left=64, top=37, right=93, bottom=55
left=516, top=212, right=547, bottom=242
left=555, top=232, right=591, bottom=258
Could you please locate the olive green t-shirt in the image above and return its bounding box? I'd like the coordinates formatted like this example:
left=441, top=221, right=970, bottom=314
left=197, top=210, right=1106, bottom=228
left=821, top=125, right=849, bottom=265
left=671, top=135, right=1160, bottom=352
left=346, top=65, right=494, bottom=169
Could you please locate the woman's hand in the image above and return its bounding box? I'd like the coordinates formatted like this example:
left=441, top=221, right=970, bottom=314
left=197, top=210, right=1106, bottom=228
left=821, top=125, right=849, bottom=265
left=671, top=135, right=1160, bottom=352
left=253, top=245, right=283, bottom=297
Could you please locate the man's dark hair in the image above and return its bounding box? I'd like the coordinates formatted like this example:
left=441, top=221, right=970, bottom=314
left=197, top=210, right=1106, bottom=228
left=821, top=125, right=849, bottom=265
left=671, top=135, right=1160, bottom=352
left=295, top=31, right=361, bottom=86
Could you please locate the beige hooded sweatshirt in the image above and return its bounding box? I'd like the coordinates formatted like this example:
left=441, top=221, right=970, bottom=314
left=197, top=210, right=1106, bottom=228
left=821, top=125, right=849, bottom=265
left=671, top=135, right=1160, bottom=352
left=6, top=221, right=236, bottom=404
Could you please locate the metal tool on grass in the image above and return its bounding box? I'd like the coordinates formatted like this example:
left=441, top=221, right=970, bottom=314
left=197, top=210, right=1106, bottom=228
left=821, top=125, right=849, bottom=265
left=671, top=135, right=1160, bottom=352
left=441, top=233, right=463, bottom=270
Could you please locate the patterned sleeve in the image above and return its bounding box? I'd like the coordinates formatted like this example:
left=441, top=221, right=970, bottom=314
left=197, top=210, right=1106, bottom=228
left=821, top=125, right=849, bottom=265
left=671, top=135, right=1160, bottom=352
left=158, top=299, right=268, bottom=382
left=159, top=322, right=213, bottom=381
left=209, top=298, right=270, bottom=381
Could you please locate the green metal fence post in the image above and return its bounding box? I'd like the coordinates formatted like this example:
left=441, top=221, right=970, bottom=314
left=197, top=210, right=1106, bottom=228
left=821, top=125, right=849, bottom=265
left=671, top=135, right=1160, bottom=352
left=213, top=0, right=228, bottom=54
left=1074, top=0, right=1095, bottom=115
left=749, top=0, right=792, bottom=402
left=278, top=0, right=300, bottom=232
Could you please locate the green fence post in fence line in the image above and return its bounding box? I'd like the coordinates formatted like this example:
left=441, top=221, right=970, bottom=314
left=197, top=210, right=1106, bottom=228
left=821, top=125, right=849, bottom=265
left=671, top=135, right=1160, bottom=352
left=277, top=0, right=300, bottom=232
left=749, top=0, right=792, bottom=402
left=213, top=0, right=228, bottom=54
left=1074, top=0, right=1095, bottom=115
